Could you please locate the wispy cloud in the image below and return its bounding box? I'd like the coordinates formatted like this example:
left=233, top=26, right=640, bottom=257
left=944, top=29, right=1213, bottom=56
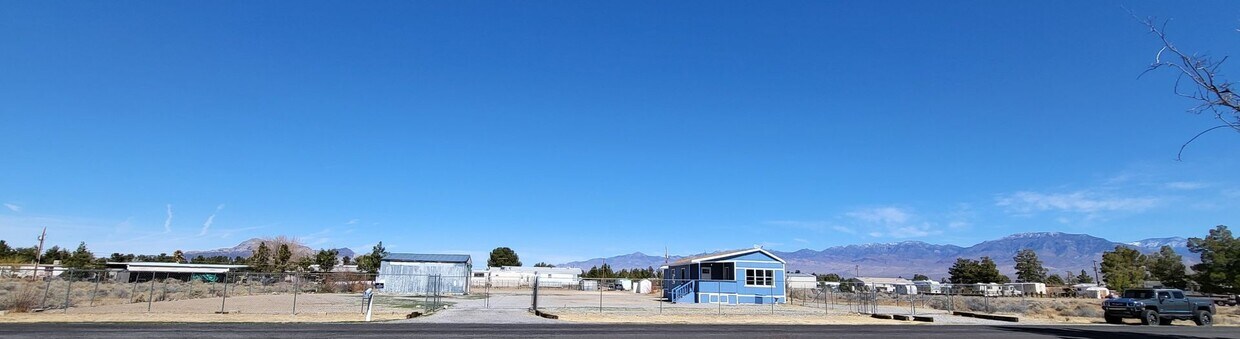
left=831, top=225, right=858, bottom=235
left=846, top=207, right=910, bottom=225
left=198, top=204, right=225, bottom=236
left=3, top=203, right=21, bottom=213
left=995, top=190, right=1160, bottom=214
left=1164, top=181, right=1207, bottom=190
left=345, top=219, right=359, bottom=225
left=163, top=204, right=173, bottom=233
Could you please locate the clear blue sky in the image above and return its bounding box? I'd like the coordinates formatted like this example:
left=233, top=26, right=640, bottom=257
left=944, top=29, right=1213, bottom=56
left=2, top=1, right=1238, bottom=264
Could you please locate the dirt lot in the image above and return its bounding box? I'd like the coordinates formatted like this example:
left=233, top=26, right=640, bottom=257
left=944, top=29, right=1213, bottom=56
left=0, top=293, right=421, bottom=323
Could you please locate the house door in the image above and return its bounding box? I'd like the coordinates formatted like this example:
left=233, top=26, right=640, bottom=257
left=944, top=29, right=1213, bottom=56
left=701, top=266, right=712, bottom=280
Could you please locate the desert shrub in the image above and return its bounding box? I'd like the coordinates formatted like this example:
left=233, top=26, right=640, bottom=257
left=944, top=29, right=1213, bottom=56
left=1066, top=304, right=1102, bottom=318
left=1, top=285, right=41, bottom=312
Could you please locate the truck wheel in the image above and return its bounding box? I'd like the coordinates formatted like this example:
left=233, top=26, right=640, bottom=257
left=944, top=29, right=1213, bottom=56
left=1193, top=310, right=1213, bottom=326
left=1140, top=310, right=1160, bottom=326
left=1104, top=316, right=1123, bottom=324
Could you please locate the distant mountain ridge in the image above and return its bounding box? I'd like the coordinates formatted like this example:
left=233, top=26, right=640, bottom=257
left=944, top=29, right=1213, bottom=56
left=557, top=232, right=1197, bottom=280
left=184, top=238, right=355, bottom=261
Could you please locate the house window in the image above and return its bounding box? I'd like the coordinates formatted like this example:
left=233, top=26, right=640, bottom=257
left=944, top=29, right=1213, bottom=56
left=701, top=267, right=712, bottom=279
left=745, top=269, right=774, bottom=286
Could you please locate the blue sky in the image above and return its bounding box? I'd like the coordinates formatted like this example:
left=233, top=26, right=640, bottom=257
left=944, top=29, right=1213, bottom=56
left=2, top=1, right=1238, bottom=264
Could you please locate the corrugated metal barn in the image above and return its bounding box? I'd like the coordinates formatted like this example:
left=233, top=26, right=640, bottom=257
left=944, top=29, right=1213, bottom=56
left=375, top=253, right=472, bottom=295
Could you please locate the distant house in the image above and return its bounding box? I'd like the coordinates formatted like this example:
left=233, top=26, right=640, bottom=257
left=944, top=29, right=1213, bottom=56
left=661, top=247, right=786, bottom=304
left=1004, top=282, right=1047, bottom=296
left=1072, top=283, right=1109, bottom=299
left=472, top=266, right=583, bottom=288
left=856, top=277, right=916, bottom=294
left=786, top=273, right=818, bottom=290
left=104, top=262, right=248, bottom=282
left=914, top=280, right=942, bottom=294
left=375, top=253, right=472, bottom=295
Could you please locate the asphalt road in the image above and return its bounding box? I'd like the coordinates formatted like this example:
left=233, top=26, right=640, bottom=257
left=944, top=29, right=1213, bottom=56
left=1, top=323, right=1237, bottom=339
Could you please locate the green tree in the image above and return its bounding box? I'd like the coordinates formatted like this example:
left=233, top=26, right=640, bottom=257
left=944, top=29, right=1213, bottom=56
left=817, top=273, right=842, bottom=282
left=356, top=242, right=388, bottom=274
left=1013, top=248, right=1048, bottom=283
left=1101, top=245, right=1147, bottom=292
left=341, top=256, right=351, bottom=265
left=63, top=242, right=95, bottom=269
left=912, top=274, right=929, bottom=281
left=1076, top=270, right=1094, bottom=284
left=315, top=248, right=339, bottom=272
left=0, top=240, right=11, bottom=256
left=533, top=262, right=554, bottom=268
left=487, top=247, right=521, bottom=267
left=1187, top=225, right=1240, bottom=293
left=250, top=242, right=272, bottom=272
left=1046, top=274, right=1066, bottom=286
left=275, top=244, right=293, bottom=272
left=295, top=256, right=314, bottom=272
left=1147, top=245, right=1189, bottom=289
left=172, top=250, right=185, bottom=264
left=948, top=258, right=981, bottom=284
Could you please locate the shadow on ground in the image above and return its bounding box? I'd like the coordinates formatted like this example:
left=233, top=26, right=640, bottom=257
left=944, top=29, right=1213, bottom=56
left=992, top=325, right=1238, bottom=339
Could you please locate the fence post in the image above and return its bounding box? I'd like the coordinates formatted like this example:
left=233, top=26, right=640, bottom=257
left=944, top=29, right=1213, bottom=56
left=130, top=273, right=138, bottom=303
left=220, top=272, right=229, bottom=313
left=770, top=282, right=775, bottom=314
left=716, top=281, right=721, bottom=315
left=40, top=275, right=52, bottom=309
left=147, top=272, right=156, bottom=312
left=63, top=270, right=73, bottom=313
left=90, top=271, right=101, bottom=307
left=162, top=273, right=169, bottom=301
left=292, top=273, right=300, bottom=315
left=599, top=279, right=603, bottom=313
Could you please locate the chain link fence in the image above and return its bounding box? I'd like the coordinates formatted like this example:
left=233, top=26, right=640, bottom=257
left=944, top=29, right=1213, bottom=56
left=0, top=267, right=450, bottom=316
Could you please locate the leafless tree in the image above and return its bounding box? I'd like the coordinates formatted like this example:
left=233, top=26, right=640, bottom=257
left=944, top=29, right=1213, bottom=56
left=1137, top=16, right=1240, bottom=160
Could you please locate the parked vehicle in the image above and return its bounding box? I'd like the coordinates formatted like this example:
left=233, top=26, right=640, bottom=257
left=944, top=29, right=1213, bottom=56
left=1102, top=288, right=1216, bottom=326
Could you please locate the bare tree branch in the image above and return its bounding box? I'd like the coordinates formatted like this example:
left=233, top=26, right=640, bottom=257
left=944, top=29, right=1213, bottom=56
left=1135, top=16, right=1240, bottom=159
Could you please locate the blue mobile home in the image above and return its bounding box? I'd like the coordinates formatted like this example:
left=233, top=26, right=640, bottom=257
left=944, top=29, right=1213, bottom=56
left=661, top=247, right=786, bottom=304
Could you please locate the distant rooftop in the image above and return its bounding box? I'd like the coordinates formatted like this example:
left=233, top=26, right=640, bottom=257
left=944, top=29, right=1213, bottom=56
left=382, top=253, right=472, bottom=264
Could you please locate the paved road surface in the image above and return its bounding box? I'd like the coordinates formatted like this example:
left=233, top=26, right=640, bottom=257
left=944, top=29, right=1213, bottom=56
left=1, top=323, right=1236, bottom=338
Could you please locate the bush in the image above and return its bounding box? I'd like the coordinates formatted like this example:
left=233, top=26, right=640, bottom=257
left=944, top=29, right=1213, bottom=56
left=1, top=285, right=41, bottom=312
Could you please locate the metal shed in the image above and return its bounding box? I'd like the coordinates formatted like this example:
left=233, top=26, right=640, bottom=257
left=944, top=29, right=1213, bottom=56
left=375, top=253, right=472, bottom=295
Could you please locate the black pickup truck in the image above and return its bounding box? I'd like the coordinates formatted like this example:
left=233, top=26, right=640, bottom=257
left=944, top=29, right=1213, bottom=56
left=1102, top=288, right=1216, bottom=326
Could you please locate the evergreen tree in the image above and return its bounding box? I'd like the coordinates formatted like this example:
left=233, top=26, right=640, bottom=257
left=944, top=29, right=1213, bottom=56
left=275, top=244, right=293, bottom=272
left=1076, top=270, right=1094, bottom=284
left=315, top=248, right=339, bottom=272
left=64, top=242, right=95, bottom=269
left=487, top=247, right=521, bottom=267
left=250, top=242, right=272, bottom=272
left=1147, top=245, right=1189, bottom=289
left=0, top=240, right=10, bottom=256
left=533, top=262, right=554, bottom=267
left=912, top=274, right=929, bottom=281
left=817, top=273, right=842, bottom=282
left=1013, top=248, right=1048, bottom=283
left=173, top=250, right=185, bottom=263
left=356, top=242, right=388, bottom=274
left=342, top=256, right=351, bottom=265
left=1187, top=225, right=1240, bottom=294
left=1046, top=274, right=1066, bottom=286
left=1101, top=245, right=1147, bottom=292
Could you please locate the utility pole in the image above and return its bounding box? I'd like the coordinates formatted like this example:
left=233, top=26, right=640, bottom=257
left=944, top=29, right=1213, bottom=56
left=33, top=227, right=46, bottom=276
left=1092, top=260, right=1101, bottom=286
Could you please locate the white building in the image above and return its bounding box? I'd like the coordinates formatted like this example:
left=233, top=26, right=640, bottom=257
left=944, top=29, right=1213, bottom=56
left=1073, top=284, right=1109, bottom=299
left=1004, top=282, right=1047, bottom=296
left=786, top=273, right=818, bottom=289
left=472, top=266, right=582, bottom=288
left=856, top=277, right=916, bottom=294
left=913, top=280, right=942, bottom=294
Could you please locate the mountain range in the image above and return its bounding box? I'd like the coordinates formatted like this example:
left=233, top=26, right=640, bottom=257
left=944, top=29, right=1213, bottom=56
left=185, top=238, right=356, bottom=261
left=558, top=232, right=1197, bottom=280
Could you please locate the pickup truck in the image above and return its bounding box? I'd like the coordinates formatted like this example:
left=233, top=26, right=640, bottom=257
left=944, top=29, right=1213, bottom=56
left=1102, top=288, right=1216, bottom=326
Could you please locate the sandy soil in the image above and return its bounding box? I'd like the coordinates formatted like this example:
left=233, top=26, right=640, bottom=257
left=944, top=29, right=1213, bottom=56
left=554, top=312, right=919, bottom=325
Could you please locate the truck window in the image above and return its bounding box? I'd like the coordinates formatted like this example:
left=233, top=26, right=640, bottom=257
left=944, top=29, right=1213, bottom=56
left=1123, top=290, right=1154, bottom=299
left=1172, top=291, right=1184, bottom=299
left=1158, top=291, right=1171, bottom=299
